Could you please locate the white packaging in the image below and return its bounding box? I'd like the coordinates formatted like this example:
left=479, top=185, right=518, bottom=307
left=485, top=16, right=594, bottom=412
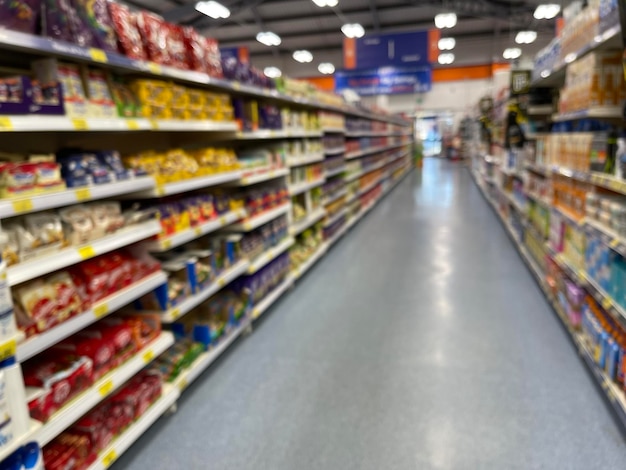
left=0, top=369, right=15, bottom=450
left=0, top=246, right=16, bottom=343
left=4, top=363, right=29, bottom=436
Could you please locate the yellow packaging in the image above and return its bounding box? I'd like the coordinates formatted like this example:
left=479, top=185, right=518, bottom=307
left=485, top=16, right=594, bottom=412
left=187, top=89, right=205, bottom=109
left=171, top=84, right=189, bottom=108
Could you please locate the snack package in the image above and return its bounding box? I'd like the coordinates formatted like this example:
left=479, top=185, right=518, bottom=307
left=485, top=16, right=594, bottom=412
left=204, top=37, right=223, bottom=78
left=56, top=63, right=88, bottom=117
left=0, top=162, right=37, bottom=197
left=108, top=75, right=139, bottom=118
left=0, top=0, right=40, bottom=34
left=183, top=27, right=206, bottom=72
left=42, top=0, right=75, bottom=43
left=18, top=212, right=64, bottom=260
left=72, top=0, right=117, bottom=52
left=59, top=205, right=98, bottom=245
left=165, top=23, right=186, bottom=69
left=43, top=432, right=95, bottom=470
left=82, top=68, right=116, bottom=118
left=107, top=2, right=146, bottom=60
left=135, top=11, right=169, bottom=64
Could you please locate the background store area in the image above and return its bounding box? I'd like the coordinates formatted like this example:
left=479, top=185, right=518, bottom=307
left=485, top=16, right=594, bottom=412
left=0, top=0, right=625, bottom=469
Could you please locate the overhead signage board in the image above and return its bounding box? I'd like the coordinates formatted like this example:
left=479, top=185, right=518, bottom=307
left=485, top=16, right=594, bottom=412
left=335, top=66, right=432, bottom=96
left=343, top=30, right=433, bottom=70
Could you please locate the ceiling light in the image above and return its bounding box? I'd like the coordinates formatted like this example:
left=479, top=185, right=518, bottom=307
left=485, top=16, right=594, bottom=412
left=503, top=47, right=522, bottom=60
left=438, top=37, right=456, bottom=50
left=438, top=53, right=455, bottom=65
left=318, top=62, right=335, bottom=74
left=515, top=31, right=537, bottom=44
left=434, top=12, right=457, bottom=29
left=312, top=0, right=338, bottom=6
left=195, top=1, right=230, bottom=19
left=533, top=4, right=560, bottom=19
left=293, top=50, right=313, bottom=63
left=256, top=31, right=281, bottom=46
left=264, top=66, right=282, bottom=78
left=341, top=23, right=365, bottom=38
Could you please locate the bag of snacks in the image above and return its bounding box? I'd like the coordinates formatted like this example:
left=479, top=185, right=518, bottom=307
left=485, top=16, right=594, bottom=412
left=107, top=2, right=146, bottom=59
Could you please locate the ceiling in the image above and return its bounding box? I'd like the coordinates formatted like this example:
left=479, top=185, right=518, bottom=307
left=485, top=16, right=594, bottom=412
left=126, top=0, right=559, bottom=77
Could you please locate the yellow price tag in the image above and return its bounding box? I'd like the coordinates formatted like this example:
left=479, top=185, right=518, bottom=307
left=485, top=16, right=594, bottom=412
left=0, top=339, right=16, bottom=362
left=74, top=187, right=91, bottom=201
left=127, top=119, right=140, bottom=130
left=194, top=227, right=202, bottom=236
left=178, top=378, right=188, bottom=391
left=219, top=216, right=227, bottom=226
left=147, top=62, right=162, bottom=74
left=610, top=239, right=620, bottom=249
left=155, top=185, right=165, bottom=196
left=101, top=449, right=117, bottom=468
left=602, top=297, right=612, bottom=310
left=170, top=308, right=180, bottom=321
left=0, top=116, right=13, bottom=130
left=150, top=120, right=160, bottom=130
left=232, top=81, right=241, bottom=90
left=218, top=278, right=226, bottom=288
left=142, top=349, right=155, bottom=364
left=89, top=48, right=108, bottom=63
left=161, top=239, right=172, bottom=250
left=98, top=379, right=114, bottom=397
left=11, top=198, right=33, bottom=214
left=93, top=303, right=109, bottom=319
left=78, top=245, right=96, bottom=260
left=72, top=118, right=88, bottom=130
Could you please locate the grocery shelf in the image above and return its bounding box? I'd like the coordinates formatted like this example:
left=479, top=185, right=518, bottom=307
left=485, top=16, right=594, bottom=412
left=145, top=209, right=247, bottom=252
left=289, top=208, right=326, bottom=236
left=325, top=166, right=346, bottom=178
left=173, top=318, right=251, bottom=393
left=291, top=243, right=328, bottom=281
left=160, top=260, right=251, bottom=323
left=326, top=221, right=349, bottom=246
left=552, top=206, right=584, bottom=227
left=585, top=218, right=626, bottom=258
left=86, top=385, right=180, bottom=470
left=589, top=172, right=626, bottom=195
left=527, top=105, right=554, bottom=116
left=126, top=171, right=243, bottom=198
left=0, top=177, right=155, bottom=218
left=526, top=191, right=551, bottom=209
left=228, top=204, right=291, bottom=231
left=322, top=127, right=346, bottom=134
left=345, top=161, right=387, bottom=182
left=238, top=168, right=290, bottom=186
left=501, top=190, right=526, bottom=215
left=32, top=332, right=174, bottom=447
left=580, top=272, right=626, bottom=327
left=323, top=208, right=348, bottom=228
left=16, top=271, right=168, bottom=362
left=323, top=188, right=348, bottom=206
left=345, top=131, right=412, bottom=138
left=150, top=120, right=238, bottom=132
left=324, top=146, right=347, bottom=155
left=248, top=237, right=295, bottom=274
left=252, top=277, right=294, bottom=320
left=552, top=106, right=623, bottom=123
left=345, top=142, right=408, bottom=160
left=288, top=177, right=326, bottom=196
left=525, top=162, right=550, bottom=176
left=358, top=179, right=381, bottom=197
left=8, top=220, right=161, bottom=286
left=236, top=129, right=322, bottom=139
left=0, top=420, right=41, bottom=465
left=286, top=153, right=325, bottom=167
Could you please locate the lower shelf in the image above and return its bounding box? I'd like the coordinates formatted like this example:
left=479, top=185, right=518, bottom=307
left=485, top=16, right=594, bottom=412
left=252, top=277, right=294, bottom=320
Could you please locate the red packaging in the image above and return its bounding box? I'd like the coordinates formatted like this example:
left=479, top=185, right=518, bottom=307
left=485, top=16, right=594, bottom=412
left=165, top=23, right=187, bottom=69
left=183, top=27, right=206, bottom=72
left=203, top=37, right=223, bottom=78
left=136, top=11, right=169, bottom=65
left=107, top=2, right=146, bottom=60
left=111, top=370, right=161, bottom=420
left=114, top=314, right=161, bottom=350
left=71, top=406, right=116, bottom=454
left=24, top=354, right=94, bottom=422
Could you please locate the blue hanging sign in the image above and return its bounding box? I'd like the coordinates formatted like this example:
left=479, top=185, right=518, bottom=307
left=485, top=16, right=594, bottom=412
left=344, top=30, right=431, bottom=70
left=335, top=66, right=432, bottom=96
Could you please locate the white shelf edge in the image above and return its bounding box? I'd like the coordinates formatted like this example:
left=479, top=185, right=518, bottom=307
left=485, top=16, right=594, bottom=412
left=17, top=271, right=168, bottom=362
left=160, top=260, right=251, bottom=323
left=322, top=127, right=346, bottom=134
left=323, top=207, right=348, bottom=228
left=130, top=171, right=243, bottom=198
left=145, top=210, right=247, bottom=252
left=286, top=154, right=325, bottom=167
left=32, top=332, right=175, bottom=447
left=8, top=220, right=161, bottom=287
left=228, top=204, right=291, bottom=231
left=358, top=179, right=381, bottom=196
left=288, top=178, right=326, bottom=196
left=323, top=188, right=348, bottom=206
left=289, top=208, right=326, bottom=236
left=248, top=238, right=295, bottom=274
left=0, top=177, right=156, bottom=219
left=325, top=166, right=347, bottom=178
left=236, top=129, right=322, bottom=140
left=324, top=146, right=347, bottom=155
left=252, top=277, right=294, bottom=319
left=238, top=168, right=290, bottom=186
left=291, top=243, right=328, bottom=281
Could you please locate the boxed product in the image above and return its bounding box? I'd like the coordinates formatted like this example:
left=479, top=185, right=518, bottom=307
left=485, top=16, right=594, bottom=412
left=153, top=338, right=203, bottom=382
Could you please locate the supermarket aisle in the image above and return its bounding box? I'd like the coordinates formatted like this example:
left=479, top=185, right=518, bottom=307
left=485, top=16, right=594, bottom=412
left=117, top=159, right=626, bottom=470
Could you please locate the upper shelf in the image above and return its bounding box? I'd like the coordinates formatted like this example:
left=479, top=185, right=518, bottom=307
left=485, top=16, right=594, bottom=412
left=532, top=24, right=622, bottom=87
left=0, top=28, right=410, bottom=126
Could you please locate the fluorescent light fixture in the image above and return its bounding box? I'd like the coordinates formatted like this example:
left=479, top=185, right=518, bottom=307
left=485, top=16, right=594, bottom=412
left=318, top=62, right=335, bottom=74
left=503, top=47, right=522, bottom=60
left=540, top=70, right=550, bottom=78
left=264, top=66, right=282, bottom=78
left=195, top=1, right=230, bottom=19
left=341, top=23, right=365, bottom=38
left=438, top=53, right=455, bottom=65
left=438, top=37, right=456, bottom=50
left=256, top=31, right=281, bottom=46
left=293, top=50, right=313, bottom=63
left=312, top=0, right=338, bottom=6
left=533, top=4, right=560, bottom=19
left=434, top=12, right=457, bottom=29
left=515, top=30, right=537, bottom=44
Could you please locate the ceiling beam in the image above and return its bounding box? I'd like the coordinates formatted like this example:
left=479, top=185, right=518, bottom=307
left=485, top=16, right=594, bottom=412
left=369, top=0, right=381, bottom=33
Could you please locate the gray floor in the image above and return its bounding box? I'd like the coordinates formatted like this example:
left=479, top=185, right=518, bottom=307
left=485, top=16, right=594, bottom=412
left=116, top=158, right=626, bottom=470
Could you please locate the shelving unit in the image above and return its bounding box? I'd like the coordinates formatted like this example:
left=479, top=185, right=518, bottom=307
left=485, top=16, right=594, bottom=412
left=228, top=204, right=291, bottom=231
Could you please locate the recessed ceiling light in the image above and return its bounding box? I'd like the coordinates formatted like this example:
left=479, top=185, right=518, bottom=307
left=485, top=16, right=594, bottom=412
left=438, top=53, right=455, bottom=65
left=438, top=38, right=456, bottom=50
left=293, top=50, right=314, bottom=63
left=195, top=1, right=230, bottom=19
left=264, top=66, right=282, bottom=78
left=312, top=0, right=338, bottom=6
left=533, top=4, right=560, bottom=19
left=341, top=23, right=365, bottom=38
left=434, top=12, right=457, bottom=29
left=503, top=47, right=522, bottom=60
left=256, top=31, right=281, bottom=46
left=515, top=31, right=537, bottom=44
left=318, top=63, right=335, bottom=74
